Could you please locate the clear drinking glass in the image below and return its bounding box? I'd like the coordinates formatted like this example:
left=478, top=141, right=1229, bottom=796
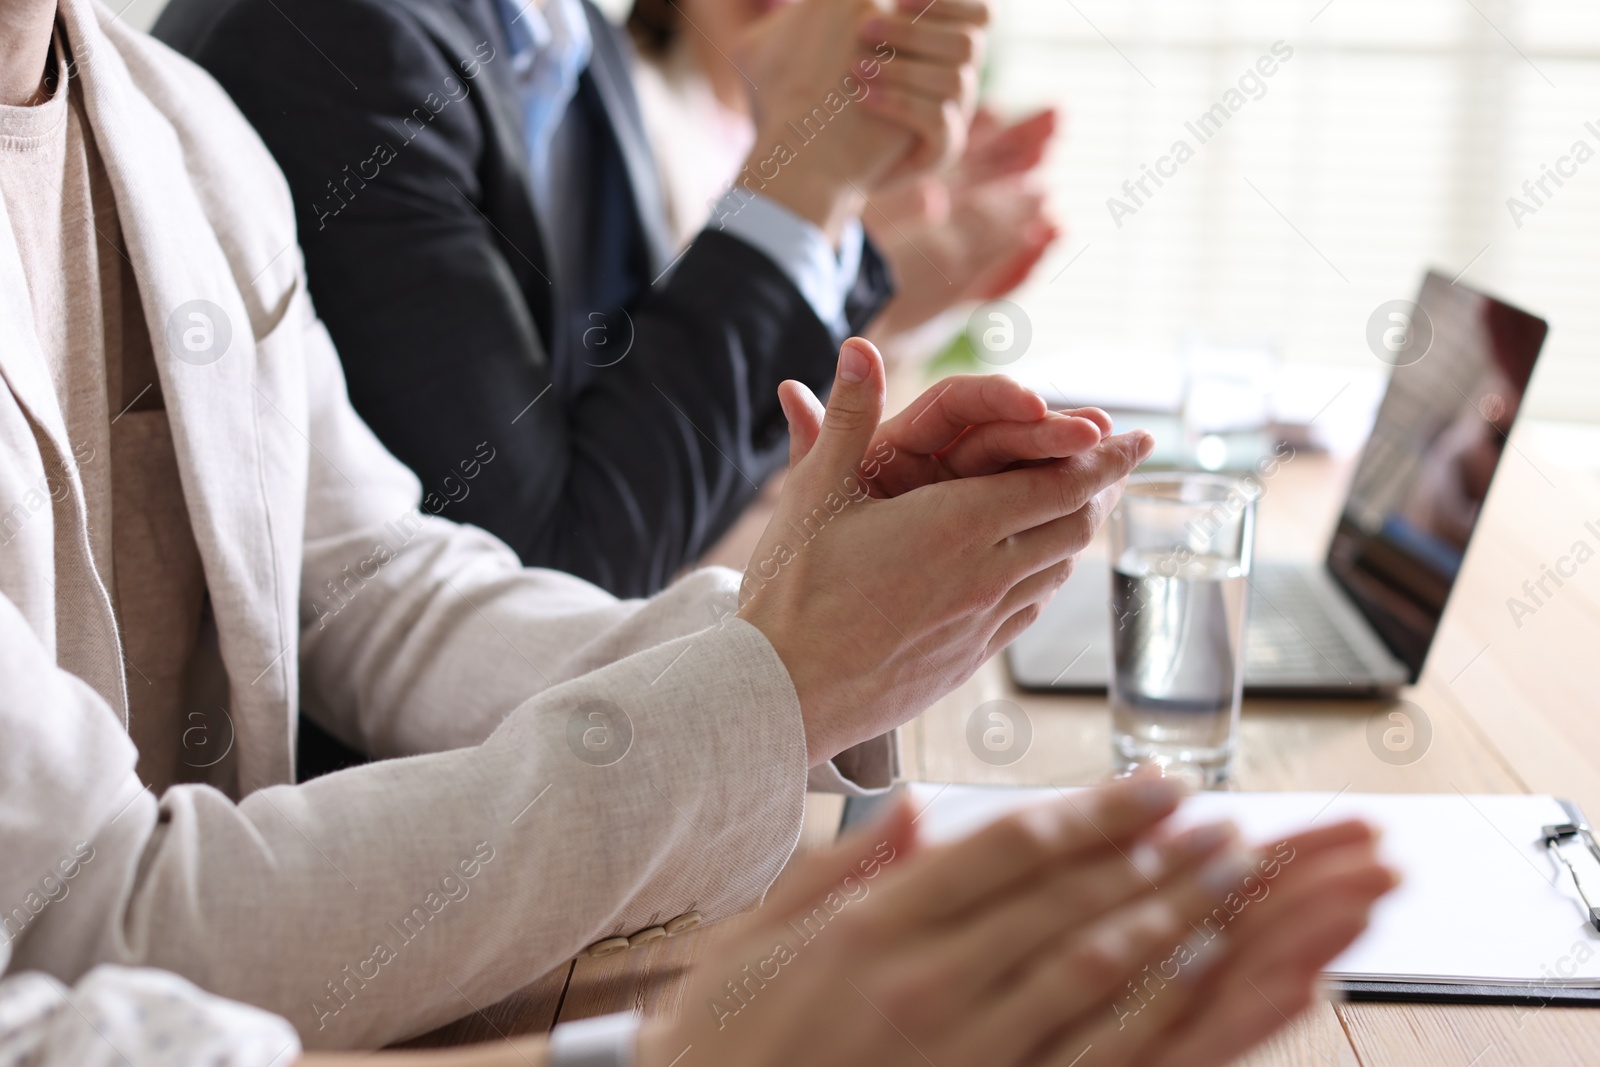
left=1108, top=473, right=1257, bottom=788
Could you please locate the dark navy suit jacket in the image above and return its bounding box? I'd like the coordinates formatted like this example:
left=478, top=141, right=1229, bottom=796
left=156, top=0, right=892, bottom=598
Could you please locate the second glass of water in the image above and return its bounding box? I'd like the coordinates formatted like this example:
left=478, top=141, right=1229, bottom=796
left=1109, top=473, right=1257, bottom=788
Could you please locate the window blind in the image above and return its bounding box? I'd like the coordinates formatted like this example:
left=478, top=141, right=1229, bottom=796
left=986, top=0, right=1600, bottom=422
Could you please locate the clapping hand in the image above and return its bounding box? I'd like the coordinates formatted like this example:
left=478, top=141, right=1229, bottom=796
left=866, top=107, right=1061, bottom=339
left=777, top=337, right=1110, bottom=496
left=740, top=338, right=1149, bottom=765
left=738, top=0, right=989, bottom=238
left=637, top=771, right=1397, bottom=1067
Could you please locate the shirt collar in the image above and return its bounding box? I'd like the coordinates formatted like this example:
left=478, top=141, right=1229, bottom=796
left=494, top=0, right=593, bottom=97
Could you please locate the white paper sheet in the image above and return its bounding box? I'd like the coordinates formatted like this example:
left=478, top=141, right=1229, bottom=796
left=905, top=785, right=1600, bottom=987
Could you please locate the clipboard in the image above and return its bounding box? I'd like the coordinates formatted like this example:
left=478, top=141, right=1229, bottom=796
left=841, top=788, right=1600, bottom=1006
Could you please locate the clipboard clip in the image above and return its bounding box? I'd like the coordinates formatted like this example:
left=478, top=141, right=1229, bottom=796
left=1541, top=822, right=1600, bottom=933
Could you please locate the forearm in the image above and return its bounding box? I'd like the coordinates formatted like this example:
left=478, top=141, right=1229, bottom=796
left=0, top=596, right=139, bottom=912
left=20, top=621, right=810, bottom=1049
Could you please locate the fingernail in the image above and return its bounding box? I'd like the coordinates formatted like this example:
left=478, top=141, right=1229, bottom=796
left=1171, top=820, right=1238, bottom=861
left=863, top=16, right=886, bottom=38
left=1129, top=772, right=1186, bottom=813
left=1198, top=850, right=1256, bottom=898
left=1134, top=431, right=1155, bottom=462
left=839, top=343, right=869, bottom=383
left=1130, top=841, right=1164, bottom=881
left=1385, top=864, right=1403, bottom=891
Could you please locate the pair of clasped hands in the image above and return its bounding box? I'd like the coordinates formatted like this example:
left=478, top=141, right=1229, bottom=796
left=702, top=339, right=1397, bottom=1066
left=322, top=345, right=1397, bottom=1067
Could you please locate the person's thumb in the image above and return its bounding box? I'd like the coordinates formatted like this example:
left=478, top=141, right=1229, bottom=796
left=798, top=337, right=886, bottom=484
left=777, top=379, right=826, bottom=469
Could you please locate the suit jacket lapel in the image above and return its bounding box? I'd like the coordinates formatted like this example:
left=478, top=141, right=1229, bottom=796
left=0, top=200, right=74, bottom=477
left=395, top=0, right=557, bottom=306
left=0, top=168, right=127, bottom=716
left=61, top=0, right=291, bottom=786
left=399, top=0, right=671, bottom=282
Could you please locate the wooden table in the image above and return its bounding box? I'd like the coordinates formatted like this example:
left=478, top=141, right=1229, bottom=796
left=410, top=410, right=1600, bottom=1065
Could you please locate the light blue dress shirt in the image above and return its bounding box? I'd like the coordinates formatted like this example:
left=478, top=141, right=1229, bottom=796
left=493, top=0, right=864, bottom=335
left=494, top=0, right=592, bottom=211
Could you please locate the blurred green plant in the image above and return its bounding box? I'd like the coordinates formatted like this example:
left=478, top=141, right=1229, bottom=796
left=924, top=327, right=983, bottom=380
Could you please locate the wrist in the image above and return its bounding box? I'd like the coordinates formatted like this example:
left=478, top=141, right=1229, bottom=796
left=741, top=137, right=864, bottom=244
left=737, top=601, right=838, bottom=769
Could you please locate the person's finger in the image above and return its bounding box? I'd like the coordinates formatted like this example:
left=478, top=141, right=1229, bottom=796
left=990, top=477, right=1123, bottom=600
left=959, top=431, right=1151, bottom=543
left=863, top=13, right=983, bottom=65
left=860, top=88, right=964, bottom=170
left=1059, top=406, right=1113, bottom=437
left=966, top=104, right=1000, bottom=144
left=760, top=794, right=918, bottom=922
left=795, top=337, right=887, bottom=486
left=986, top=597, right=1049, bottom=657
left=873, top=53, right=973, bottom=104
left=972, top=223, right=1057, bottom=300
left=882, top=374, right=1049, bottom=456
left=777, top=379, right=826, bottom=469
left=1144, top=902, right=1378, bottom=1067
left=959, top=107, right=1057, bottom=185
left=1081, top=838, right=1394, bottom=1067
left=984, top=551, right=1086, bottom=657
left=1211, top=837, right=1394, bottom=950
left=869, top=772, right=1187, bottom=932
left=964, top=842, right=1261, bottom=1066
left=995, top=549, right=1079, bottom=615
left=918, top=818, right=1242, bottom=1016
left=1037, top=842, right=1392, bottom=1067
left=891, top=0, right=991, bottom=28
left=1126, top=884, right=1386, bottom=1067
left=1269, top=817, right=1379, bottom=858
left=935, top=413, right=1103, bottom=478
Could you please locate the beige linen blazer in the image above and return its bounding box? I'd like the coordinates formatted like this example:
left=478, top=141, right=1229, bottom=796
left=0, top=0, right=893, bottom=1049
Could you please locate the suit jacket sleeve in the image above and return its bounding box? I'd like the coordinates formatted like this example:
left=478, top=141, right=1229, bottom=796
left=7, top=281, right=828, bottom=1049
left=193, top=0, right=893, bottom=599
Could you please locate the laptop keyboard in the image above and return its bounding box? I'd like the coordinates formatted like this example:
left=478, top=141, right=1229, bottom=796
left=1245, top=567, right=1368, bottom=681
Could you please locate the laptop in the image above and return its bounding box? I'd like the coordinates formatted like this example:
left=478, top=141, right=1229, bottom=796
left=1007, top=270, right=1549, bottom=696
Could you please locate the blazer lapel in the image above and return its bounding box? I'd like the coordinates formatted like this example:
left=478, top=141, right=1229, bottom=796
left=0, top=202, right=74, bottom=479
left=61, top=0, right=292, bottom=787
left=454, top=0, right=537, bottom=195
left=394, top=0, right=558, bottom=338
left=0, top=172, right=127, bottom=716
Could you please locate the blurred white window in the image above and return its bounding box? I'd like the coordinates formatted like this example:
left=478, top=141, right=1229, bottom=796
left=986, top=0, right=1600, bottom=422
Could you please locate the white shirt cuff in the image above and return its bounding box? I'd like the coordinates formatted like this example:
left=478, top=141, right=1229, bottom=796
left=548, top=1010, right=641, bottom=1066
left=710, top=190, right=863, bottom=337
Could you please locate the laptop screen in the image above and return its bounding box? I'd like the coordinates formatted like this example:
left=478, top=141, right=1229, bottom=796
left=1326, top=271, right=1548, bottom=681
